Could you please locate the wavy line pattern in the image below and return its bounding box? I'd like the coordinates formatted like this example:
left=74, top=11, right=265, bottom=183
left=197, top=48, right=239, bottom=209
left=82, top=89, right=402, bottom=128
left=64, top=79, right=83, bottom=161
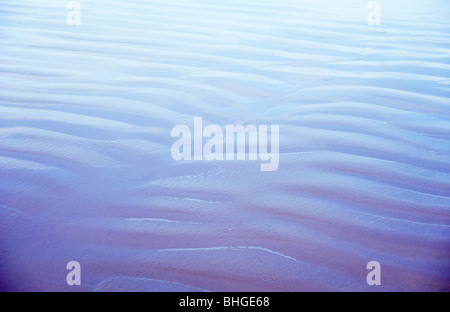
left=0, top=0, right=449, bottom=291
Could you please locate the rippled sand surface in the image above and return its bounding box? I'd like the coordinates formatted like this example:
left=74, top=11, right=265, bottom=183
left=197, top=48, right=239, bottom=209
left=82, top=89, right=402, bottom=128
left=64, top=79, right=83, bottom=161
left=0, top=0, right=449, bottom=291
